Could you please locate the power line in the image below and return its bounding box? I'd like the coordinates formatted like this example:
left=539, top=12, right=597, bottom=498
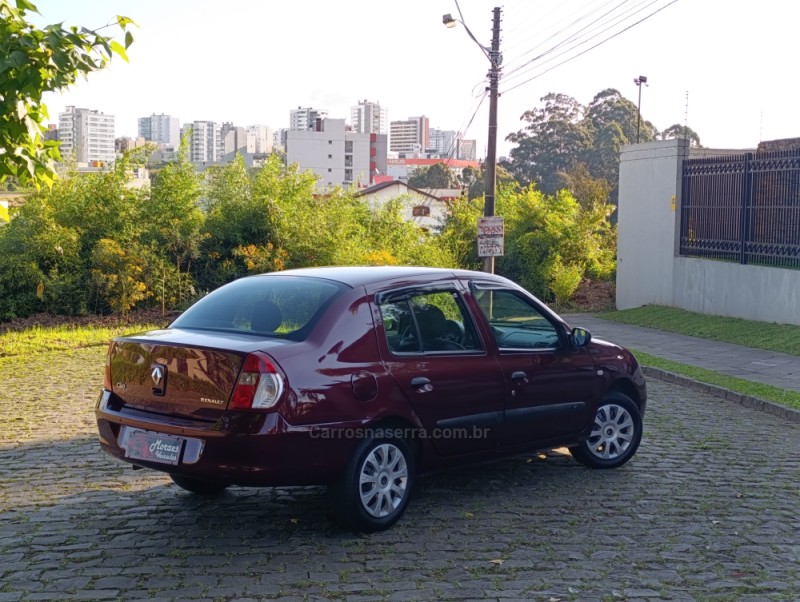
left=503, top=0, right=628, bottom=64
left=503, top=0, right=661, bottom=84
left=501, top=0, right=679, bottom=95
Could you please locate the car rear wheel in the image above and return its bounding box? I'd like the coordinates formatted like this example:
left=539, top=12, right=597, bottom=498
left=330, top=437, right=414, bottom=532
left=569, top=392, right=642, bottom=469
left=169, top=474, right=228, bottom=495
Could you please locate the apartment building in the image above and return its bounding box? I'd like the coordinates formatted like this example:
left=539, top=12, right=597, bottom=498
left=427, top=128, right=478, bottom=160
left=290, top=107, right=329, bottom=131
left=138, top=114, right=180, bottom=146
left=389, top=116, right=429, bottom=155
left=58, top=106, right=115, bottom=164
left=351, top=100, right=388, bottom=135
left=181, top=121, right=221, bottom=164
left=286, top=118, right=388, bottom=191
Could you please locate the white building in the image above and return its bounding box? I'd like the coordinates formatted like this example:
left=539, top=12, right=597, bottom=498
left=427, top=128, right=478, bottom=160
left=286, top=118, right=388, bottom=191
left=246, top=125, right=273, bottom=154
left=182, top=121, right=221, bottom=164
left=355, top=181, right=449, bottom=230
left=351, top=100, right=388, bottom=136
left=58, top=106, right=115, bottom=165
left=138, top=114, right=180, bottom=146
left=390, top=116, right=429, bottom=156
left=290, top=107, right=328, bottom=131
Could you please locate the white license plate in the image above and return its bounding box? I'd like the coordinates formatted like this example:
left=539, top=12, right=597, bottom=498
left=121, top=428, right=184, bottom=465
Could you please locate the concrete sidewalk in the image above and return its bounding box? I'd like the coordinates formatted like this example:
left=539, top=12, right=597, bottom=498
left=565, top=313, right=800, bottom=394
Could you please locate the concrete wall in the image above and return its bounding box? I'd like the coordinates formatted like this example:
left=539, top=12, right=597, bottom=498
left=616, top=139, right=688, bottom=309
left=616, top=138, right=800, bottom=326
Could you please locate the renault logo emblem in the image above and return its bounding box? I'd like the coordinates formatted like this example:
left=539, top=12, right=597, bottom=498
left=151, top=365, right=164, bottom=387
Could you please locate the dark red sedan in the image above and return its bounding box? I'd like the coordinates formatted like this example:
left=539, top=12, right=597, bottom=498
left=96, top=266, right=646, bottom=531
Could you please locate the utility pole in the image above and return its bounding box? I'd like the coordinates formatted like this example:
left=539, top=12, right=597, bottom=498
left=482, top=7, right=502, bottom=274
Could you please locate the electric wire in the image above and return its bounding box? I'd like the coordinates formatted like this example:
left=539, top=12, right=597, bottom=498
left=501, top=0, right=679, bottom=95
left=502, top=0, right=618, bottom=56
left=502, top=0, right=662, bottom=83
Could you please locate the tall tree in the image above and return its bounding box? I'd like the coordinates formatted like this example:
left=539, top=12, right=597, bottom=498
left=504, top=93, right=593, bottom=194
left=407, top=162, right=457, bottom=189
left=661, top=124, right=702, bottom=147
left=0, top=1, right=134, bottom=188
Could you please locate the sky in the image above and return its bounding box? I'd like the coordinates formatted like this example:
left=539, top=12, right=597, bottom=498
left=32, top=0, right=800, bottom=159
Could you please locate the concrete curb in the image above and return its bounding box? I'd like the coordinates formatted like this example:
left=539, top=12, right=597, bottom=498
left=643, top=366, right=800, bottom=424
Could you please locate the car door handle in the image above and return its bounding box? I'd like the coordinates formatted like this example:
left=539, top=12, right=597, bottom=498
left=410, top=377, right=433, bottom=392
left=511, top=371, right=529, bottom=383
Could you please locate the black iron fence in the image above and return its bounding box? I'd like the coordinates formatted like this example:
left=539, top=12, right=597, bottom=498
left=679, top=148, right=800, bottom=269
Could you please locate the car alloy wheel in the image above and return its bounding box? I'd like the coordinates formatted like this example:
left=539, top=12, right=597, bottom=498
left=569, top=392, right=642, bottom=469
left=358, top=443, right=408, bottom=518
left=330, top=436, right=415, bottom=531
left=587, top=403, right=635, bottom=460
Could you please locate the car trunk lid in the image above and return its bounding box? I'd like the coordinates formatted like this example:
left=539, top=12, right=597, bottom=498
left=108, top=328, right=288, bottom=420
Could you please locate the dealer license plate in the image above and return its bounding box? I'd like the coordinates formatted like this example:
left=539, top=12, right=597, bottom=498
left=121, top=428, right=184, bottom=465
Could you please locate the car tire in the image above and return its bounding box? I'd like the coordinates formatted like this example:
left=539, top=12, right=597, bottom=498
left=569, top=391, right=643, bottom=469
left=170, top=474, right=228, bottom=495
left=330, top=437, right=415, bottom=532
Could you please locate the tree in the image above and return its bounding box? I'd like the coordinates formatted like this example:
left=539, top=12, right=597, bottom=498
left=0, top=1, right=134, bottom=188
left=459, top=162, right=517, bottom=200
left=504, top=93, right=593, bottom=193
left=661, top=124, right=702, bottom=147
left=407, top=162, right=457, bottom=189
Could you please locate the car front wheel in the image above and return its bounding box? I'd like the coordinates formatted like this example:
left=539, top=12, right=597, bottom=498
left=569, top=392, right=643, bottom=469
left=330, top=437, right=415, bottom=532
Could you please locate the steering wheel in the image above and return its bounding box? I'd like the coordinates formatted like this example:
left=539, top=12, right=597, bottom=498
left=443, top=320, right=465, bottom=346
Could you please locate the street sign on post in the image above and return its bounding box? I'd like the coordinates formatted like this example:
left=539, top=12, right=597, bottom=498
left=477, top=216, right=504, bottom=257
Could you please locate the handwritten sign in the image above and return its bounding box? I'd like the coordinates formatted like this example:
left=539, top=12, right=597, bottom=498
left=477, top=216, right=504, bottom=257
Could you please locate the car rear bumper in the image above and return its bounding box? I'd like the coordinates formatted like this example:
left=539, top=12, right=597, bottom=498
left=95, top=390, right=355, bottom=487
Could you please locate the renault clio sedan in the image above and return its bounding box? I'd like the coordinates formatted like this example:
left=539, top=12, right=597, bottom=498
left=96, top=266, right=646, bottom=531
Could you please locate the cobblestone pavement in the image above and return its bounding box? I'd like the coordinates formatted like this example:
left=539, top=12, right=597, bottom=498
left=1, top=347, right=799, bottom=602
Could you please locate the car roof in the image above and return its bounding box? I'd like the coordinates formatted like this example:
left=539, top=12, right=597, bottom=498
left=261, top=266, right=511, bottom=288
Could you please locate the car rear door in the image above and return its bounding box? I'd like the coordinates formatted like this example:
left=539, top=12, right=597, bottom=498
left=372, top=282, right=505, bottom=456
left=469, top=282, right=602, bottom=446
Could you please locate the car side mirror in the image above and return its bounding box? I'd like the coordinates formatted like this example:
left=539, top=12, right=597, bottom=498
left=570, top=327, right=592, bottom=347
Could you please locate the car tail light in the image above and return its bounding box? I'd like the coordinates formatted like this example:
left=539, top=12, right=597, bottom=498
left=230, top=352, right=285, bottom=410
left=104, top=344, right=113, bottom=391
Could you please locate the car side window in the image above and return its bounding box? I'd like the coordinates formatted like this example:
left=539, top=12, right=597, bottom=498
left=380, top=289, right=482, bottom=354
left=473, top=288, right=560, bottom=350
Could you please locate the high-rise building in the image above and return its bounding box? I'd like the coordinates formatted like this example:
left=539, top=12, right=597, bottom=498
left=389, top=116, right=429, bottom=156
left=246, top=125, right=273, bottom=154
left=181, top=121, right=221, bottom=164
left=138, top=114, right=180, bottom=146
left=351, top=100, right=388, bottom=136
left=290, top=107, right=328, bottom=131
left=57, top=106, right=115, bottom=164
left=286, top=118, right=388, bottom=191
left=427, top=128, right=478, bottom=160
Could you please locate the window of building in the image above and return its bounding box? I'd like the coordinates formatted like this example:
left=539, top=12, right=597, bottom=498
left=412, top=206, right=430, bottom=217
left=345, top=169, right=353, bottom=181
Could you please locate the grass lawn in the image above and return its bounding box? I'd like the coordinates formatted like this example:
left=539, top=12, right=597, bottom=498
left=0, top=321, right=165, bottom=358
left=632, top=350, right=800, bottom=411
left=600, top=305, right=800, bottom=357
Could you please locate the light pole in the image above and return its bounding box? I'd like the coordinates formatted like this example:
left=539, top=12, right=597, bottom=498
left=444, top=8, right=502, bottom=273
left=634, top=75, right=648, bottom=143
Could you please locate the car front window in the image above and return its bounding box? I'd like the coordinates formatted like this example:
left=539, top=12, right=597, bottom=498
left=473, top=287, right=560, bottom=350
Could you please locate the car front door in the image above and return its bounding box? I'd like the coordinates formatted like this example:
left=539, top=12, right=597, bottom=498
left=470, top=282, right=601, bottom=446
left=374, top=284, right=505, bottom=456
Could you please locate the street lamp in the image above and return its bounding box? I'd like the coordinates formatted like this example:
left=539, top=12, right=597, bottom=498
left=444, top=8, right=502, bottom=274
left=634, top=75, right=648, bottom=143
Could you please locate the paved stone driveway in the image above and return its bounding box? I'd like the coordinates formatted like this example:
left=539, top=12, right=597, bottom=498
left=1, top=347, right=798, bottom=601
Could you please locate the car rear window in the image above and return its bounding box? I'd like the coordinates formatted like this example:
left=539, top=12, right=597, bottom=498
left=170, top=275, right=347, bottom=341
